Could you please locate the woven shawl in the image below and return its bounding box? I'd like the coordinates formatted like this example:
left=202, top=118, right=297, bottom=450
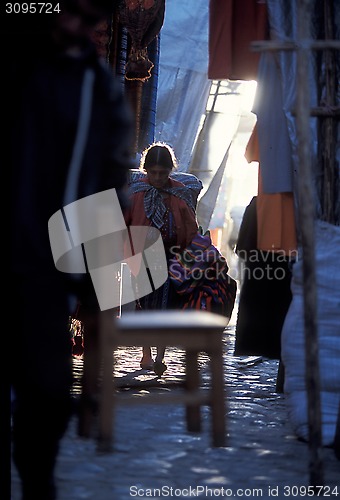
left=130, top=179, right=196, bottom=229
left=168, top=230, right=237, bottom=317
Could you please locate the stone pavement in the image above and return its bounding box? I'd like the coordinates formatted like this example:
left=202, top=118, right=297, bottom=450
left=11, top=306, right=339, bottom=500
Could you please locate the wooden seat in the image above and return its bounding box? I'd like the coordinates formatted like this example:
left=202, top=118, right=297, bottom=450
left=96, top=309, right=228, bottom=452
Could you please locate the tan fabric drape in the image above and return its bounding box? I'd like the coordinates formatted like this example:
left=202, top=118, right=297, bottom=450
left=245, top=124, right=297, bottom=254
left=257, top=177, right=297, bottom=255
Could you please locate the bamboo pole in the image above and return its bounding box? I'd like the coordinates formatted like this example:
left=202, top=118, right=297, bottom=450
left=296, top=0, right=324, bottom=487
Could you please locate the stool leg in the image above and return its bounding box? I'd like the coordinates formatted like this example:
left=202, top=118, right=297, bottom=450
left=185, top=350, right=201, bottom=433
left=275, top=359, right=285, bottom=393
left=210, top=343, right=226, bottom=447
left=97, top=310, right=114, bottom=453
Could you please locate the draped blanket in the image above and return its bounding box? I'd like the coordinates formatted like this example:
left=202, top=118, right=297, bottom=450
left=129, top=172, right=201, bottom=229
left=168, top=229, right=237, bottom=319
left=130, top=179, right=196, bottom=229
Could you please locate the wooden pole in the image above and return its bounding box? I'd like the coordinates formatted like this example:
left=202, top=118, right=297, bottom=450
left=125, top=79, right=144, bottom=156
left=296, top=0, right=324, bottom=486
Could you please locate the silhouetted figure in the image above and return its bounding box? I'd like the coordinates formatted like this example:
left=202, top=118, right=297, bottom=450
left=124, top=143, right=201, bottom=376
left=8, top=1, right=133, bottom=498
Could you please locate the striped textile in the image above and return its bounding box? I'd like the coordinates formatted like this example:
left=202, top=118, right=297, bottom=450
left=129, top=169, right=203, bottom=203
left=168, top=229, right=236, bottom=318
left=129, top=170, right=202, bottom=229
left=130, top=179, right=196, bottom=229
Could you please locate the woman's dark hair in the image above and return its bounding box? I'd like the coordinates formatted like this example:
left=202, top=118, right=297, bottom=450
left=140, top=142, right=178, bottom=172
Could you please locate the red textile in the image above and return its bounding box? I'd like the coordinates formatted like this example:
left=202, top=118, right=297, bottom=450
left=208, top=0, right=268, bottom=81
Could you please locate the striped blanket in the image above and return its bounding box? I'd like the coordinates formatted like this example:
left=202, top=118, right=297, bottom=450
left=169, top=229, right=236, bottom=318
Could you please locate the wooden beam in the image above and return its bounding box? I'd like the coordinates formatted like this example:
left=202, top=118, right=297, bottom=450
left=291, top=106, right=340, bottom=117
left=251, top=39, right=340, bottom=52
left=296, top=0, right=324, bottom=487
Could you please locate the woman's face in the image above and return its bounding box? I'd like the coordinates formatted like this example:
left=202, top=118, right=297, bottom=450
left=146, top=165, right=171, bottom=189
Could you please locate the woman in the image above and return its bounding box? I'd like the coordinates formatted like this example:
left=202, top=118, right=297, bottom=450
left=124, top=142, right=200, bottom=376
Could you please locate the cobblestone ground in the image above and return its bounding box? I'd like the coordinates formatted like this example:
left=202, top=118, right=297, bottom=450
left=11, top=306, right=339, bottom=500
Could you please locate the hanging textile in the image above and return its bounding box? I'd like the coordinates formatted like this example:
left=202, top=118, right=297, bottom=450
left=208, top=0, right=268, bottom=80
left=252, top=51, right=294, bottom=194
left=245, top=126, right=298, bottom=253
left=138, top=36, right=160, bottom=150
left=118, top=0, right=165, bottom=82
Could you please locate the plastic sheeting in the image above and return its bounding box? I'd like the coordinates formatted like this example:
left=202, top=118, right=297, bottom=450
left=281, top=220, right=340, bottom=446
left=155, top=0, right=211, bottom=171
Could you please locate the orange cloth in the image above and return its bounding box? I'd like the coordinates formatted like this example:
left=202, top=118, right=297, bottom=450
left=245, top=124, right=297, bottom=255
left=257, top=172, right=297, bottom=255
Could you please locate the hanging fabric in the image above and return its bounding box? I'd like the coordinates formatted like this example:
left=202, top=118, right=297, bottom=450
left=118, top=0, right=165, bottom=82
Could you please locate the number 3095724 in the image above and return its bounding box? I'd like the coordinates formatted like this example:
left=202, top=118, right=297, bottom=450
left=5, top=3, right=61, bottom=14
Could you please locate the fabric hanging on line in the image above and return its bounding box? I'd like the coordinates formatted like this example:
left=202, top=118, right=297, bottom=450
left=252, top=51, right=294, bottom=194
left=257, top=184, right=297, bottom=254
left=208, top=0, right=268, bottom=80
left=138, top=36, right=160, bottom=150
left=245, top=126, right=297, bottom=254
left=208, top=0, right=297, bottom=253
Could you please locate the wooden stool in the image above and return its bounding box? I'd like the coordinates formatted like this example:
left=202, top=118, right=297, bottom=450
left=97, top=309, right=228, bottom=452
